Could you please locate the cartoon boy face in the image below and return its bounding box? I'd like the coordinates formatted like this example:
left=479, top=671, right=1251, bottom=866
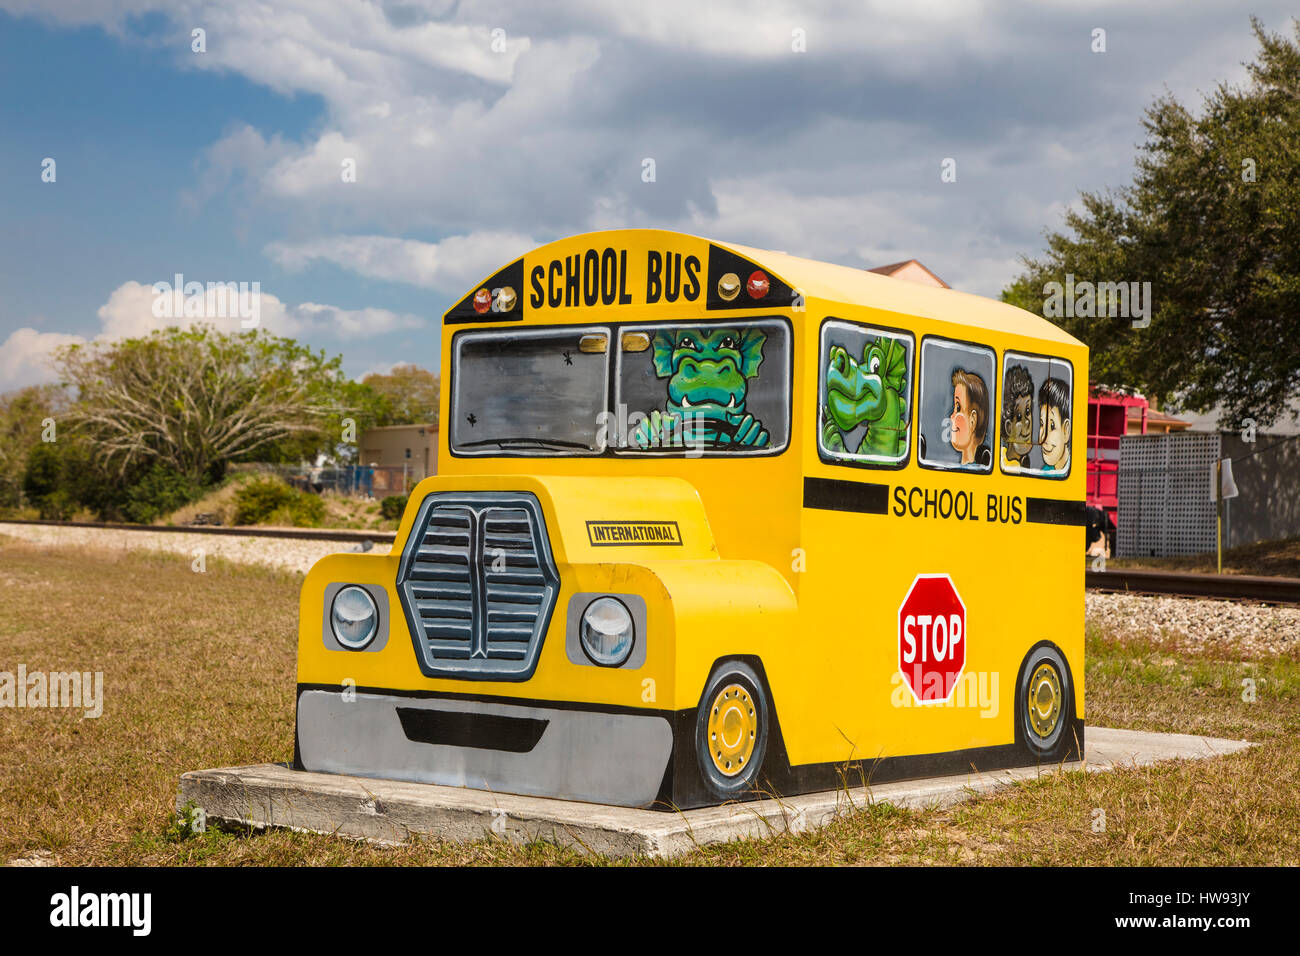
left=1006, top=395, right=1033, bottom=459
left=950, top=383, right=973, bottom=458
left=948, top=369, right=987, bottom=466
left=1039, top=405, right=1071, bottom=469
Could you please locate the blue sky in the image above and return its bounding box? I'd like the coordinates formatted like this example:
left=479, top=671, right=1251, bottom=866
left=2, top=1, right=1295, bottom=389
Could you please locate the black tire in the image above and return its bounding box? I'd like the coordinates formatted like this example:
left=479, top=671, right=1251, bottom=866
left=1015, top=642, right=1075, bottom=762
left=695, top=661, right=769, bottom=800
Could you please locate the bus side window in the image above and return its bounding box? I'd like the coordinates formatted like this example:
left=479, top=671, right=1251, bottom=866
left=917, top=336, right=996, bottom=473
left=817, top=319, right=913, bottom=468
left=998, top=351, right=1073, bottom=478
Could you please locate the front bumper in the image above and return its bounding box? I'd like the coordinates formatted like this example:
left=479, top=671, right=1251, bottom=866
left=295, top=687, right=675, bottom=808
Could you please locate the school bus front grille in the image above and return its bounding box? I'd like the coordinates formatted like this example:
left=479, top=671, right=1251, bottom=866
left=396, top=493, right=559, bottom=680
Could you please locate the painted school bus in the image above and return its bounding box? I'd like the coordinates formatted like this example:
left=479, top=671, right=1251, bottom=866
left=295, top=229, right=1087, bottom=809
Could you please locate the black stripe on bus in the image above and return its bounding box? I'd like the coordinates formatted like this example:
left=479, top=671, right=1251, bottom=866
left=802, top=476, right=889, bottom=515
left=1025, top=497, right=1088, bottom=526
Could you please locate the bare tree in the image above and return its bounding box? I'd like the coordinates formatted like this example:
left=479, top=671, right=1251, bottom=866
left=54, top=325, right=349, bottom=481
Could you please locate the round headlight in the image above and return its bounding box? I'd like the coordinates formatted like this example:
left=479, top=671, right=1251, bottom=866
left=580, top=597, right=635, bottom=667
left=331, top=586, right=378, bottom=650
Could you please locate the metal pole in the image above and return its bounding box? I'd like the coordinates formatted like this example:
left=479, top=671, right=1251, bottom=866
left=1216, top=457, right=1223, bottom=574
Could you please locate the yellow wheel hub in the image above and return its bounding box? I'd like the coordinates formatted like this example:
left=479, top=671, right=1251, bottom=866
left=1027, top=663, right=1062, bottom=739
left=707, top=683, right=757, bottom=777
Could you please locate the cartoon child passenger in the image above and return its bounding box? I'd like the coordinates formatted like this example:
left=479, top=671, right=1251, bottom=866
left=1037, top=377, right=1071, bottom=473
left=949, top=368, right=990, bottom=468
left=1000, top=364, right=1034, bottom=470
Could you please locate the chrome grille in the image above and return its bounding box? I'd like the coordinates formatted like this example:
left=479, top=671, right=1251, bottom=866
left=397, top=493, right=558, bottom=680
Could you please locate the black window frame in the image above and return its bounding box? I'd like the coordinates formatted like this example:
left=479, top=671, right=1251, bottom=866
left=447, top=317, right=794, bottom=459
left=815, top=317, right=916, bottom=473
left=915, top=333, right=998, bottom=476
left=996, top=348, right=1076, bottom=481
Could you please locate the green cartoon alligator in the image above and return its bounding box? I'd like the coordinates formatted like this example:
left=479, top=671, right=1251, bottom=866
left=633, top=326, right=769, bottom=449
left=822, top=336, right=908, bottom=457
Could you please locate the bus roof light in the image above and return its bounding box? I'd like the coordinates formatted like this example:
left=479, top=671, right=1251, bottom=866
left=718, top=272, right=741, bottom=301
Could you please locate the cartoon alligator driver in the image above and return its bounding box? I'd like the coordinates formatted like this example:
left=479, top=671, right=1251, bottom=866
left=633, top=326, right=769, bottom=449
left=821, top=335, right=908, bottom=458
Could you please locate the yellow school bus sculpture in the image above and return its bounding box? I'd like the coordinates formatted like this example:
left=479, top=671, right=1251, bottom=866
left=296, top=229, right=1087, bottom=809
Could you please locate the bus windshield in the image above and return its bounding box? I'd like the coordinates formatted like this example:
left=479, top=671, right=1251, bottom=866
left=450, top=327, right=609, bottom=454
left=450, top=319, right=790, bottom=457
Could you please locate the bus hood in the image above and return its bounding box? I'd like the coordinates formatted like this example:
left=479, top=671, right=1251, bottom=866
left=397, top=473, right=720, bottom=564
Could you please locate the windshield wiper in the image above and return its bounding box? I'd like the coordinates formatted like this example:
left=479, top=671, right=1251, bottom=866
left=459, top=437, right=593, bottom=451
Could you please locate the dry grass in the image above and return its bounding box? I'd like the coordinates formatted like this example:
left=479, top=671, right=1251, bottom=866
left=317, top=492, right=394, bottom=531
left=2, top=534, right=1297, bottom=866
left=1110, top=534, right=1300, bottom=578
left=159, top=471, right=259, bottom=526
left=161, top=474, right=395, bottom=531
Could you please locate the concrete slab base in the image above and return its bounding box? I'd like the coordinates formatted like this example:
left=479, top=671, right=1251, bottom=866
left=177, top=727, right=1254, bottom=858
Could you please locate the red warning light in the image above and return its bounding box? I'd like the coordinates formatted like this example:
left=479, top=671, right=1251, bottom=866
left=472, top=288, right=492, bottom=313
left=747, top=270, right=769, bottom=300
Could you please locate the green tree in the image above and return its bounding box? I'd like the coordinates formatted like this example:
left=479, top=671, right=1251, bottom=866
left=0, top=385, right=65, bottom=508
left=361, top=364, right=440, bottom=426
left=22, top=443, right=76, bottom=519
left=1004, top=18, right=1300, bottom=427
left=21, top=435, right=145, bottom=521
left=54, top=325, right=362, bottom=483
left=247, top=378, right=389, bottom=466
left=122, top=462, right=204, bottom=524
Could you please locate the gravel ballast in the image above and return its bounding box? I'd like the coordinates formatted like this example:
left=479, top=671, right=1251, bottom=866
left=0, top=522, right=385, bottom=575
left=1085, top=592, right=1300, bottom=655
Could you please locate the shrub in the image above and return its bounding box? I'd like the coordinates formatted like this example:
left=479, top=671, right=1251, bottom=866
left=287, top=493, right=325, bottom=528
left=233, top=478, right=295, bottom=525
left=35, top=488, right=77, bottom=520
left=21, top=438, right=153, bottom=521
left=380, top=494, right=408, bottom=521
left=123, top=463, right=204, bottom=524
left=22, top=444, right=64, bottom=516
left=233, top=477, right=324, bottom=527
left=22, top=443, right=97, bottom=519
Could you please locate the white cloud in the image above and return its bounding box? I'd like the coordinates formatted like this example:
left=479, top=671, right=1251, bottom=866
left=2, top=280, right=424, bottom=390
left=0, top=328, right=87, bottom=390
left=265, top=231, right=538, bottom=291
left=291, top=302, right=425, bottom=337
left=96, top=279, right=423, bottom=339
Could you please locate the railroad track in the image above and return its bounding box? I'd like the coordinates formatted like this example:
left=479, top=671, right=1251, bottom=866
left=6, top=519, right=1299, bottom=605
left=0, top=518, right=397, bottom=546
left=1086, top=568, right=1300, bottom=606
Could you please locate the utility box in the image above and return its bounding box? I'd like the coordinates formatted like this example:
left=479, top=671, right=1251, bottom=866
left=1117, top=432, right=1220, bottom=557
left=1119, top=428, right=1300, bottom=556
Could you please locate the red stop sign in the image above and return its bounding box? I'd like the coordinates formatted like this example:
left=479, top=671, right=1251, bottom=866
left=898, top=574, right=966, bottom=703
